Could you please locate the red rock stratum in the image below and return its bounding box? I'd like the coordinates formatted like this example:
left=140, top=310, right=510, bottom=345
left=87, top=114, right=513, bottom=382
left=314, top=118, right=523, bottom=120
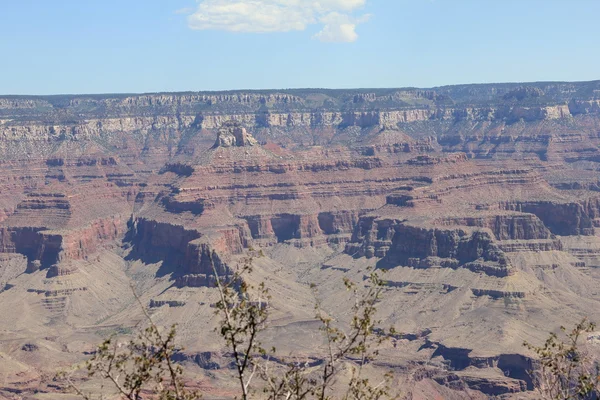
left=2, top=82, right=600, bottom=398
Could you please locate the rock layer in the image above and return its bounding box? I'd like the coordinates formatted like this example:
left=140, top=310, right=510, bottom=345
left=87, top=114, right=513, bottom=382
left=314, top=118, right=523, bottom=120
left=2, top=81, right=600, bottom=398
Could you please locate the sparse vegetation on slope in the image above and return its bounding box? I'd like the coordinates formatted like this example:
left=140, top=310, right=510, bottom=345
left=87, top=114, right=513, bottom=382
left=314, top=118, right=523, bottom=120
left=525, top=319, right=600, bottom=400
left=60, top=254, right=396, bottom=400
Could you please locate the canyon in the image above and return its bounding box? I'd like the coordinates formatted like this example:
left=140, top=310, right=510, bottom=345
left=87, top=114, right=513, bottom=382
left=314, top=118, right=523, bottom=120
left=2, top=81, right=600, bottom=398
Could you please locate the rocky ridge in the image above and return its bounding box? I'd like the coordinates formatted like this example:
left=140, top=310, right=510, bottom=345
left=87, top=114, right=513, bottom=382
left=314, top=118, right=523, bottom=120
left=2, top=81, right=600, bottom=398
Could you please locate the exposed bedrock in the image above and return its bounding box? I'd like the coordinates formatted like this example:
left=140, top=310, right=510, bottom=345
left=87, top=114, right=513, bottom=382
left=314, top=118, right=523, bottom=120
left=569, top=99, right=600, bottom=115
left=496, top=239, right=563, bottom=253
left=0, top=103, right=589, bottom=146
left=500, top=201, right=595, bottom=235
left=436, top=214, right=552, bottom=240
left=244, top=210, right=361, bottom=246
left=45, top=156, right=118, bottom=167
left=0, top=214, right=126, bottom=269
left=208, top=224, right=252, bottom=255
left=346, top=218, right=511, bottom=276
left=246, top=214, right=308, bottom=243
left=213, top=121, right=258, bottom=147
left=431, top=373, right=528, bottom=396
left=161, top=196, right=205, bottom=215
left=160, top=162, right=195, bottom=177
left=192, top=158, right=385, bottom=175
left=361, top=139, right=435, bottom=155
left=127, top=217, right=250, bottom=286
left=59, top=215, right=128, bottom=260
left=0, top=227, right=61, bottom=267
left=45, top=263, right=79, bottom=278
left=128, top=218, right=202, bottom=260
left=493, top=104, right=571, bottom=123
left=470, top=288, right=526, bottom=299
left=4, top=84, right=600, bottom=398
left=176, top=241, right=230, bottom=288
left=3, top=90, right=600, bottom=160
left=581, top=196, right=600, bottom=224
left=171, top=351, right=221, bottom=370
left=429, top=342, right=534, bottom=393
left=244, top=215, right=276, bottom=241
left=317, top=210, right=361, bottom=235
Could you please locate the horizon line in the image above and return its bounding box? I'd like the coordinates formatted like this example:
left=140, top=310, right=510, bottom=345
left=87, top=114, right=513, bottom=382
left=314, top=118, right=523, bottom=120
left=2, top=79, right=599, bottom=98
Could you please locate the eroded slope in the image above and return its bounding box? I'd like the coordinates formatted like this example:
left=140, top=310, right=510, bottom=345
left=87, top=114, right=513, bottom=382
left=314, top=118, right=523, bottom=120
left=1, top=82, right=600, bottom=398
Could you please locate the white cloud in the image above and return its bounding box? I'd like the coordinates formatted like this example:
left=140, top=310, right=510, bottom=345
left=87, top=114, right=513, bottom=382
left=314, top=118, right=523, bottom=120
left=313, top=22, right=358, bottom=42
left=175, top=7, right=195, bottom=15
left=313, top=11, right=370, bottom=43
left=186, top=0, right=370, bottom=42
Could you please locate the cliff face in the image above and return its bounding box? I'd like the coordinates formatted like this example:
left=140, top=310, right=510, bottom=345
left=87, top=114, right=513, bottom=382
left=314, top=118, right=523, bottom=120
left=2, top=82, right=600, bottom=283
left=1, top=81, right=600, bottom=156
left=2, top=80, right=600, bottom=282
left=3, top=81, right=600, bottom=398
left=0, top=104, right=590, bottom=146
left=345, top=218, right=512, bottom=277
left=213, top=121, right=258, bottom=148
left=500, top=201, right=596, bottom=236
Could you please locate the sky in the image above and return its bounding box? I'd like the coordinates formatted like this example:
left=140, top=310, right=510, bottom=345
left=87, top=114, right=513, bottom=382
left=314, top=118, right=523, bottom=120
left=1, top=0, right=599, bottom=95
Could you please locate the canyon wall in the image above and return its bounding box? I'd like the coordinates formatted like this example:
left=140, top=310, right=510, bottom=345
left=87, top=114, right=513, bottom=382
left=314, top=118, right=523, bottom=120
left=2, top=81, right=600, bottom=397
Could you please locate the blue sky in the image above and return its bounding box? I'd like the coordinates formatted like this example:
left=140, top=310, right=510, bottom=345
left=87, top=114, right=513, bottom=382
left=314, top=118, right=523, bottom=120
left=1, top=0, right=599, bottom=95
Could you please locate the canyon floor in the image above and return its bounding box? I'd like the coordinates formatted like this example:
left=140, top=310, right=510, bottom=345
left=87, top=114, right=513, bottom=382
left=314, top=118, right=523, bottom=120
left=2, top=82, right=600, bottom=398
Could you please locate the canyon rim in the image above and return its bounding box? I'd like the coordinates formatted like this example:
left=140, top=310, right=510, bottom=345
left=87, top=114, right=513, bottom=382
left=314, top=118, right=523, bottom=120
left=2, top=82, right=600, bottom=398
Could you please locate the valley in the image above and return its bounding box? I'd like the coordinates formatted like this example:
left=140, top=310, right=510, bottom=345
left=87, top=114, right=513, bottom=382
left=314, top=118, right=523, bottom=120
left=2, top=81, right=600, bottom=398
